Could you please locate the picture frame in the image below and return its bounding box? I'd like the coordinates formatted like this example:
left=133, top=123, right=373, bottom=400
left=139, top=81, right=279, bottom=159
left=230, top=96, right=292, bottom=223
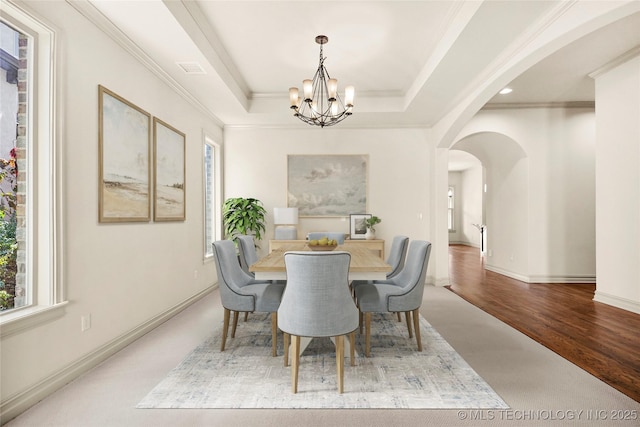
left=153, top=117, right=186, bottom=221
left=350, top=213, right=371, bottom=239
left=98, top=85, right=151, bottom=223
left=287, top=154, right=368, bottom=217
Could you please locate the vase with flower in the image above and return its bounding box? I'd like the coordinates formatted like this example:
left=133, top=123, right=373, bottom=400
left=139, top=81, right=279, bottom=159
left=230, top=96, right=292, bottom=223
left=364, top=215, right=381, bottom=240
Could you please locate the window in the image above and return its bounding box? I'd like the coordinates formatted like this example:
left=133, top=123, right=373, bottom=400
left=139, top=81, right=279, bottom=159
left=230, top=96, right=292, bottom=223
left=1, top=3, right=62, bottom=332
left=203, top=136, right=221, bottom=258
left=448, top=186, right=455, bottom=231
left=0, top=21, right=20, bottom=311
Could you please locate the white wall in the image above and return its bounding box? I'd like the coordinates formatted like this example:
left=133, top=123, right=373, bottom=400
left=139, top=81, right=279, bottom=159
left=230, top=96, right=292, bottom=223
left=594, top=55, right=640, bottom=314
left=452, top=107, right=596, bottom=283
left=461, top=165, right=484, bottom=247
left=223, top=126, right=441, bottom=281
left=1, top=1, right=220, bottom=410
left=448, top=164, right=483, bottom=247
left=447, top=172, right=463, bottom=244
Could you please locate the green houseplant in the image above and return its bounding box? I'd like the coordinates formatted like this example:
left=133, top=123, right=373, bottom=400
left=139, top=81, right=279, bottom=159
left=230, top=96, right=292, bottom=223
left=364, top=215, right=381, bottom=240
left=364, top=215, right=381, bottom=233
left=222, top=197, right=267, bottom=244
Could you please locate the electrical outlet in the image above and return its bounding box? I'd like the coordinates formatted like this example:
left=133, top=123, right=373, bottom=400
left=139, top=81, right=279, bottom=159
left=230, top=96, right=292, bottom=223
left=81, top=314, right=91, bottom=332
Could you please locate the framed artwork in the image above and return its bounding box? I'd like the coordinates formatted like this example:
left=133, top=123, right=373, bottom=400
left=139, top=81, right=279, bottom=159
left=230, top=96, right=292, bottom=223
left=350, top=213, right=371, bottom=239
left=98, top=85, right=151, bottom=222
left=287, top=154, right=368, bottom=217
left=153, top=117, right=186, bottom=221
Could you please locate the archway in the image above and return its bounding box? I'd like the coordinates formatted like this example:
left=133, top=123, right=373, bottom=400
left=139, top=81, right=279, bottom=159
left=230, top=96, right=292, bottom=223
left=451, top=132, right=528, bottom=279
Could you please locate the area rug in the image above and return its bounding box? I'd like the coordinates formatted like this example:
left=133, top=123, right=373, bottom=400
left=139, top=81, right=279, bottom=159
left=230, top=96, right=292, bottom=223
left=137, top=312, right=508, bottom=409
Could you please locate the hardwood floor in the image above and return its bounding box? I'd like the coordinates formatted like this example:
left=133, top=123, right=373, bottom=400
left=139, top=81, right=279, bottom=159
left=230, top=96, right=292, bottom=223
left=446, top=244, right=640, bottom=403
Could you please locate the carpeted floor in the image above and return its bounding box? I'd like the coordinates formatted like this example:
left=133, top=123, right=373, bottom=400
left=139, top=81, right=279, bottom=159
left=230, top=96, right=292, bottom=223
left=6, top=286, right=639, bottom=426
left=137, top=312, right=508, bottom=409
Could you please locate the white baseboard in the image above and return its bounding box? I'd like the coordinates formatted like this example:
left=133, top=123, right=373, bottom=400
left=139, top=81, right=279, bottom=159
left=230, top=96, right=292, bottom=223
left=0, top=286, right=216, bottom=423
left=485, top=264, right=596, bottom=284
left=484, top=264, right=530, bottom=282
left=448, top=241, right=480, bottom=249
left=434, top=276, right=450, bottom=287
left=527, top=275, right=596, bottom=284
left=593, top=291, right=640, bottom=314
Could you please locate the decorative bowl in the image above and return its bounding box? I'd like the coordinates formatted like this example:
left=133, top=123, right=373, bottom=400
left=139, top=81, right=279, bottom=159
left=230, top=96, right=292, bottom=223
left=307, top=244, right=338, bottom=251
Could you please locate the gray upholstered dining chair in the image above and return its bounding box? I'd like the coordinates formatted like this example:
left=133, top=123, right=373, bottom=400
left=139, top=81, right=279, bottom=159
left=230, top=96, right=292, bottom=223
left=211, top=240, right=285, bottom=357
left=238, top=233, right=285, bottom=286
left=237, top=234, right=259, bottom=278
left=385, top=235, right=410, bottom=279
left=306, top=232, right=347, bottom=244
left=278, top=251, right=359, bottom=393
left=355, top=240, right=431, bottom=357
left=351, top=235, right=409, bottom=294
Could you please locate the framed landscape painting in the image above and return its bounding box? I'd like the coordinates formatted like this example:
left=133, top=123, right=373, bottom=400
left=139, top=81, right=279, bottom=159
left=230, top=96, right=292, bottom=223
left=98, top=85, right=151, bottom=223
left=153, top=118, right=186, bottom=221
left=287, top=154, right=368, bottom=217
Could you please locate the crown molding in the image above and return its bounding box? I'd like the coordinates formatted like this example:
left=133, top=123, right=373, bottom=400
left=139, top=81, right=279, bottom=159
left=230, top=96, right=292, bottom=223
left=482, top=101, right=594, bottom=110
left=65, top=0, right=224, bottom=128
left=588, top=45, right=640, bottom=79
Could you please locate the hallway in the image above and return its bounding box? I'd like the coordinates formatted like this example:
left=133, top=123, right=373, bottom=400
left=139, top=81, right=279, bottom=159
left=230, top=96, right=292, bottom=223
left=447, top=244, right=640, bottom=403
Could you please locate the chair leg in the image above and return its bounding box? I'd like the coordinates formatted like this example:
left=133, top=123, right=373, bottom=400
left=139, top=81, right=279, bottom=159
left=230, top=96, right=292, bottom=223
left=231, top=310, right=239, bottom=338
left=336, top=335, right=345, bottom=393
left=397, top=312, right=402, bottom=322
left=413, top=308, right=422, bottom=351
left=291, top=335, right=300, bottom=393
left=405, top=311, right=413, bottom=338
left=365, top=312, right=372, bottom=357
left=244, top=312, right=249, bottom=322
left=221, top=308, right=230, bottom=351
left=271, top=312, right=278, bottom=357
left=359, top=311, right=363, bottom=334
left=349, top=331, right=355, bottom=366
left=283, top=333, right=289, bottom=367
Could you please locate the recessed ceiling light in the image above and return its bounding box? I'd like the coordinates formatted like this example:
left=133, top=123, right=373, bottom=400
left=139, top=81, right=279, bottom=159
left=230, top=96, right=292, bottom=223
left=499, top=87, right=513, bottom=95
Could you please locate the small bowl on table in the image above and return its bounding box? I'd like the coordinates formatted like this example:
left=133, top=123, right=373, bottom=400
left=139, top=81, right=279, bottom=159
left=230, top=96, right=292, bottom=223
left=307, top=244, right=338, bottom=251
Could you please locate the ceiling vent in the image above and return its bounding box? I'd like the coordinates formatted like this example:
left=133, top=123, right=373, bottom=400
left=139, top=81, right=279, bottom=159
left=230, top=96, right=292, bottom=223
left=176, top=62, right=206, bottom=75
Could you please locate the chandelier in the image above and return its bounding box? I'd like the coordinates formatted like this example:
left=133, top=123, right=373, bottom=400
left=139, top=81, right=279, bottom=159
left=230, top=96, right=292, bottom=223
left=289, top=35, right=354, bottom=128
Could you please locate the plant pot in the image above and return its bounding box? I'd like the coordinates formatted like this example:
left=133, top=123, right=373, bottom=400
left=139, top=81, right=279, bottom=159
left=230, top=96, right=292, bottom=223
left=365, top=228, right=375, bottom=240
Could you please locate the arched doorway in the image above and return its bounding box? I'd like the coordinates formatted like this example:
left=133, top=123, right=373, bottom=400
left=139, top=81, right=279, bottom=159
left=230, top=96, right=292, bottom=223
left=451, top=132, right=528, bottom=279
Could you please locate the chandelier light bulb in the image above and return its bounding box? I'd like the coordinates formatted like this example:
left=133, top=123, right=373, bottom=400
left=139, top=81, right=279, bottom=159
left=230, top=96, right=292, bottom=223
left=327, top=78, right=338, bottom=101
left=344, top=85, right=355, bottom=108
left=303, top=80, right=313, bottom=102
left=289, top=87, right=299, bottom=108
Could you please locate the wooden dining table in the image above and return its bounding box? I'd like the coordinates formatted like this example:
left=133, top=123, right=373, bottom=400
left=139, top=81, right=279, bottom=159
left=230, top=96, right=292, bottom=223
left=249, top=242, right=391, bottom=359
left=249, top=242, right=391, bottom=281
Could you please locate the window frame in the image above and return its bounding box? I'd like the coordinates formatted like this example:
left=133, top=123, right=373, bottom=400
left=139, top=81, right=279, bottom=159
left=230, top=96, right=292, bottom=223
left=0, top=2, right=64, bottom=337
left=203, top=134, right=221, bottom=259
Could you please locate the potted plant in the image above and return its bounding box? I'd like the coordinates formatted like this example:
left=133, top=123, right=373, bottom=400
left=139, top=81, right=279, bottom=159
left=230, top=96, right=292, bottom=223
left=364, top=215, right=381, bottom=240
left=222, top=197, right=267, bottom=245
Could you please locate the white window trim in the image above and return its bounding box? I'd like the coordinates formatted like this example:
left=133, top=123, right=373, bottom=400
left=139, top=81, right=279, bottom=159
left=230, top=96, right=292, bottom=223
left=203, top=132, right=221, bottom=260
left=0, top=1, right=64, bottom=337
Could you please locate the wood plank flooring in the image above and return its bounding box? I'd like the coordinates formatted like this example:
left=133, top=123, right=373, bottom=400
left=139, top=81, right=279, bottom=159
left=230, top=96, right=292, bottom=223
left=446, top=244, right=640, bottom=403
